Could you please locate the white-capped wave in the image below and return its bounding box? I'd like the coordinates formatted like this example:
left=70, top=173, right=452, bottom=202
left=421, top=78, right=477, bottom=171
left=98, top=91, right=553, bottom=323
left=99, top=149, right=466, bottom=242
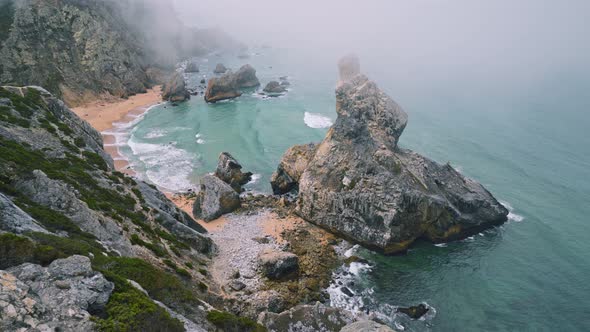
left=500, top=201, right=525, bottom=222
left=144, top=129, right=167, bottom=139
left=127, top=137, right=193, bottom=192
left=246, top=173, right=262, bottom=185
left=304, top=112, right=333, bottom=129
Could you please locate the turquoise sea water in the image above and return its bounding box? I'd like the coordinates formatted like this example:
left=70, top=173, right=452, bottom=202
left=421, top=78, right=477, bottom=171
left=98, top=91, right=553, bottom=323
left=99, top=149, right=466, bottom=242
left=119, top=48, right=590, bottom=331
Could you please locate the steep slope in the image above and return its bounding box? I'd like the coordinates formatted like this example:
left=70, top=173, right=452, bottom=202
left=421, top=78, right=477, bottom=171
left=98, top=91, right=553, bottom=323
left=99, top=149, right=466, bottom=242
left=0, top=85, right=236, bottom=331
left=0, top=0, right=243, bottom=106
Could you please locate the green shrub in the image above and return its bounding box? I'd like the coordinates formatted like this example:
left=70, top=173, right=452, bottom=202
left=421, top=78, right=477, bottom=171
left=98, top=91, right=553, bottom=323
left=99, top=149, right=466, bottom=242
left=130, top=234, right=168, bottom=257
left=206, top=310, right=266, bottom=332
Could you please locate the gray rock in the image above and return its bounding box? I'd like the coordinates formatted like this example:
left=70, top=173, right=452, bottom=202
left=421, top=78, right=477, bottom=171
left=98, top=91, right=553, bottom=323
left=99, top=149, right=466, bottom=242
left=257, top=249, right=298, bottom=280
left=1, top=256, right=114, bottom=332
left=275, top=56, right=508, bottom=254
left=227, top=280, right=246, bottom=291
left=258, top=302, right=356, bottom=332
left=213, top=63, right=228, bottom=74
left=263, top=81, right=287, bottom=94
left=204, top=72, right=242, bottom=103
left=137, top=182, right=214, bottom=254
left=340, top=320, right=396, bottom=332
left=185, top=61, right=199, bottom=73
left=193, top=175, right=241, bottom=221
left=234, top=64, right=260, bottom=88
left=0, top=193, right=50, bottom=234
left=215, top=152, right=253, bottom=192
left=162, top=72, right=190, bottom=102
left=15, top=170, right=133, bottom=256
left=270, top=143, right=318, bottom=195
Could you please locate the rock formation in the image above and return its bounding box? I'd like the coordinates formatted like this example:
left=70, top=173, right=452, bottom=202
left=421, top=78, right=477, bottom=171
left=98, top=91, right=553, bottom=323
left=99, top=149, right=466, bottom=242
left=341, top=320, right=396, bottom=332
left=215, top=152, right=253, bottom=192
left=263, top=81, right=287, bottom=94
left=185, top=61, right=199, bottom=73
left=258, top=302, right=357, bottom=332
left=162, top=72, right=190, bottom=102
left=0, top=86, right=216, bottom=330
left=270, top=143, right=318, bottom=194
left=397, top=303, right=429, bottom=319
left=0, top=0, right=243, bottom=106
left=234, top=64, right=260, bottom=88
left=204, top=73, right=242, bottom=103
left=214, top=63, right=228, bottom=74
left=272, top=56, right=509, bottom=254
left=193, top=175, right=241, bottom=221
left=0, top=256, right=113, bottom=331
left=257, top=249, right=299, bottom=279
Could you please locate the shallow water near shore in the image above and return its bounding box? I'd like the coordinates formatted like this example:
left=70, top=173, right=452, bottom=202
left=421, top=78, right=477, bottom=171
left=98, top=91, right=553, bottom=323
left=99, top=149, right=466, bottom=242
left=120, top=48, right=590, bottom=331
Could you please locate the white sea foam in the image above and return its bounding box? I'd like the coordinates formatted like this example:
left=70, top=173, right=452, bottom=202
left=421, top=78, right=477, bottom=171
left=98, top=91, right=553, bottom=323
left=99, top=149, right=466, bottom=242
left=304, top=112, right=333, bottom=129
left=246, top=173, right=262, bottom=185
left=434, top=243, right=447, bottom=248
left=500, top=201, right=525, bottom=222
left=127, top=137, right=193, bottom=192
left=144, top=129, right=167, bottom=139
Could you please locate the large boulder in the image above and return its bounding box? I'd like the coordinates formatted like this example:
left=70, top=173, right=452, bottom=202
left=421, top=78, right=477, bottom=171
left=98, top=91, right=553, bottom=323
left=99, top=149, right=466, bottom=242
left=258, top=302, right=356, bottom=332
left=275, top=56, right=508, bottom=254
left=193, top=175, right=241, bottom=221
left=204, top=73, right=242, bottom=103
left=340, top=320, right=396, bottom=332
left=215, top=152, right=253, bottom=192
left=0, top=256, right=114, bottom=332
left=185, top=61, right=199, bottom=73
left=257, top=249, right=299, bottom=280
left=263, top=81, right=287, bottom=94
left=234, top=64, right=260, bottom=88
left=270, top=143, right=318, bottom=195
left=213, top=63, right=228, bottom=74
left=162, top=72, right=190, bottom=102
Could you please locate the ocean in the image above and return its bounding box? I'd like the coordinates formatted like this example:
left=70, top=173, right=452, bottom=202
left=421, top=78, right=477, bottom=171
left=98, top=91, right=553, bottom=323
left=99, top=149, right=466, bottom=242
left=115, top=47, right=590, bottom=331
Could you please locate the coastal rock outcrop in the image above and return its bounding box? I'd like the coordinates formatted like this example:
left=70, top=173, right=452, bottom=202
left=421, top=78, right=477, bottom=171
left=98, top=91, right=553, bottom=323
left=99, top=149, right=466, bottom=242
left=204, top=73, right=242, bottom=103
left=193, top=175, right=241, bottom=221
left=257, top=249, right=299, bottom=280
left=162, top=72, right=190, bottom=102
left=215, top=152, right=253, bottom=192
left=263, top=81, right=287, bottom=95
left=273, top=56, right=508, bottom=254
left=214, top=63, right=228, bottom=74
left=0, top=256, right=114, bottom=332
left=258, top=302, right=357, bottom=332
left=270, top=143, right=318, bottom=195
left=185, top=61, right=199, bottom=73
left=340, top=320, right=396, bottom=332
left=234, top=64, right=260, bottom=88
left=397, top=303, right=429, bottom=319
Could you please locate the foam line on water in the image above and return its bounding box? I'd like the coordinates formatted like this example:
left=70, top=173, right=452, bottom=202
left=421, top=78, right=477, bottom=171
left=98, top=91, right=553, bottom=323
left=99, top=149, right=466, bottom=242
left=304, top=112, right=333, bottom=128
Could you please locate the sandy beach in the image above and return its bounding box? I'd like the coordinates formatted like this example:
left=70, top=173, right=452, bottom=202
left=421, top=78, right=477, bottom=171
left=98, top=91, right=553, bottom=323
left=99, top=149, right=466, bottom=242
left=72, top=86, right=162, bottom=175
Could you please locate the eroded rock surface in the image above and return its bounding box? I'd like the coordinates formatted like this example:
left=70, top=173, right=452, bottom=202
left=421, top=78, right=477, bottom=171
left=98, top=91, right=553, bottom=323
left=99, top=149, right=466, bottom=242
left=234, top=64, right=260, bottom=88
left=162, top=72, right=190, bottom=102
left=214, top=152, right=253, bottom=192
left=274, top=57, right=508, bottom=253
left=0, top=256, right=113, bottom=332
left=270, top=143, right=318, bottom=195
left=193, top=175, right=241, bottom=221
left=204, top=72, right=242, bottom=103
left=258, top=302, right=356, bottom=332
left=258, top=249, right=299, bottom=280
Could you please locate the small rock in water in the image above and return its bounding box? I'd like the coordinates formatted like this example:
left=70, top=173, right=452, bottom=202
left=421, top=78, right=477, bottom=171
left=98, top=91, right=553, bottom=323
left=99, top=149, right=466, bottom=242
left=397, top=303, right=429, bottom=319
left=340, top=286, right=354, bottom=297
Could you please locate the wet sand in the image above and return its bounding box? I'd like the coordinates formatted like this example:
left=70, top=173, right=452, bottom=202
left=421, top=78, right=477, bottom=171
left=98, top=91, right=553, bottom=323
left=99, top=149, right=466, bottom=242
left=72, top=86, right=162, bottom=176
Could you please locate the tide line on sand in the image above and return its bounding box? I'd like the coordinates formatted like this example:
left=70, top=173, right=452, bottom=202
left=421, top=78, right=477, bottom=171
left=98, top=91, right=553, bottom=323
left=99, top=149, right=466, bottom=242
left=72, top=86, right=163, bottom=176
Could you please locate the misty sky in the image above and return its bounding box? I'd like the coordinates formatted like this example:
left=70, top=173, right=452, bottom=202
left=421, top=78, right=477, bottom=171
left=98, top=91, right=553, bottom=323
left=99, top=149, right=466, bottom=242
left=172, top=1, right=589, bottom=83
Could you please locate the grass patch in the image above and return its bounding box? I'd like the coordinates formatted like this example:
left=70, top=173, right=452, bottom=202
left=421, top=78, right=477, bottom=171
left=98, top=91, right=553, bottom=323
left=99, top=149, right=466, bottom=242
left=207, top=310, right=266, bottom=332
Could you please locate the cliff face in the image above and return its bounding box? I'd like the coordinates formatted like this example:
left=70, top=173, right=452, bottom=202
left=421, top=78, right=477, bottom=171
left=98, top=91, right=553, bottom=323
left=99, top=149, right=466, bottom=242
left=0, top=86, right=218, bottom=331
left=274, top=56, right=509, bottom=254
left=0, top=0, right=243, bottom=106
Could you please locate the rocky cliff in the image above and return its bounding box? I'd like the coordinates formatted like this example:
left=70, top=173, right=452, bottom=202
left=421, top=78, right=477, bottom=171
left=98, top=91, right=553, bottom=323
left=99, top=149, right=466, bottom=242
left=0, top=85, right=226, bottom=331
left=0, top=0, right=242, bottom=106
left=273, top=56, right=509, bottom=254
